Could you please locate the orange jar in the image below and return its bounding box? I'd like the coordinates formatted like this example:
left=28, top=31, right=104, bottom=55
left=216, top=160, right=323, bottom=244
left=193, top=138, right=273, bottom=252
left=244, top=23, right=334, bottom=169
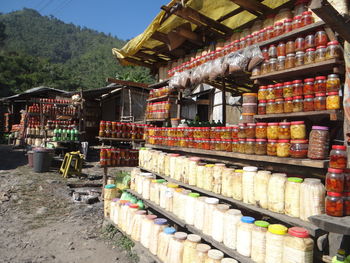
left=314, top=93, right=327, bottom=111
left=256, top=123, right=267, bottom=139
left=278, top=122, right=291, bottom=140
left=246, top=123, right=256, bottom=139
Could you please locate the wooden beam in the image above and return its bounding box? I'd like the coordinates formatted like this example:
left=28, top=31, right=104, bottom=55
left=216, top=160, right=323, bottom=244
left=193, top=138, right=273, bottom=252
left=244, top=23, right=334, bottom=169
left=230, top=0, right=272, bottom=15
left=134, top=51, right=168, bottom=62
left=106, top=78, right=150, bottom=89
left=310, top=0, right=350, bottom=42
left=217, top=8, right=244, bottom=22
left=151, top=31, right=170, bottom=45
left=123, top=57, right=154, bottom=68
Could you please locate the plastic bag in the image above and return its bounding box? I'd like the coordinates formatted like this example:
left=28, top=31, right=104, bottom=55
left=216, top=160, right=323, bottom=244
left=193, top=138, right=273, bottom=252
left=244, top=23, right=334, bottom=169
left=169, top=72, right=182, bottom=88
left=225, top=51, right=247, bottom=74
left=247, top=45, right=264, bottom=71
left=209, top=57, right=225, bottom=81
left=179, top=70, right=191, bottom=88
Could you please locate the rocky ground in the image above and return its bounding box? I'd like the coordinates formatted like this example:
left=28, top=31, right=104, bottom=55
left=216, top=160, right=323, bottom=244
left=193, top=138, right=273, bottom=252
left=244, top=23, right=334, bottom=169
left=0, top=145, right=152, bottom=263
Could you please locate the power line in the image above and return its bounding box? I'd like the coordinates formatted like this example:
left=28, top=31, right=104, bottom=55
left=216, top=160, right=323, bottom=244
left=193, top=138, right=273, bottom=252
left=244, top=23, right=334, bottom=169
left=51, top=0, right=73, bottom=16
left=34, top=0, right=49, bottom=10
left=39, top=0, right=55, bottom=12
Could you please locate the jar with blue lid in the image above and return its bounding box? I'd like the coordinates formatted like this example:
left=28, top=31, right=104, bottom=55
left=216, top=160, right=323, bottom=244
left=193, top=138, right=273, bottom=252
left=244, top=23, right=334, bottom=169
left=237, top=216, right=255, bottom=257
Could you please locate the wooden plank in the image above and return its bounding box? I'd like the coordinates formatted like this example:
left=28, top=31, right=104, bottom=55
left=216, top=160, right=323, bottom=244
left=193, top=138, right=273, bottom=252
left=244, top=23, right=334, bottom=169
left=250, top=59, right=343, bottom=81
left=145, top=118, right=168, bottom=122
left=148, top=79, right=170, bottom=89
left=96, top=137, right=145, bottom=142
left=309, top=214, right=350, bottom=235
left=147, top=95, right=177, bottom=102
left=106, top=78, right=149, bottom=89
left=254, top=110, right=343, bottom=121
left=230, top=0, right=272, bottom=16
left=123, top=57, right=154, bottom=69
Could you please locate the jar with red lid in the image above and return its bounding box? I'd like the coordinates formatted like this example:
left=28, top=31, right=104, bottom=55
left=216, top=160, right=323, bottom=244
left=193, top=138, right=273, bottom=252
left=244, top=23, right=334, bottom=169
left=284, top=19, right=293, bottom=33
left=277, top=139, right=291, bottom=157
left=277, top=56, right=286, bottom=71
left=291, top=121, right=306, bottom=140
left=292, top=80, right=303, bottom=96
left=329, top=145, right=347, bottom=169
left=252, top=32, right=259, bottom=44
left=301, top=11, right=313, bottom=26
left=308, top=126, right=329, bottom=160
left=261, top=47, right=269, bottom=61
left=326, top=92, right=340, bottom=110
left=268, top=45, right=277, bottom=58
left=278, top=122, right=291, bottom=139
left=326, top=192, right=343, bottom=217
left=238, top=123, right=246, bottom=139
left=326, top=168, right=344, bottom=192
left=315, top=76, right=327, bottom=93
left=266, top=100, right=276, bottom=114
left=266, top=85, right=275, bottom=100
left=283, top=82, right=294, bottom=98
left=277, top=42, right=286, bottom=57
left=240, top=37, right=246, bottom=49
left=255, top=123, right=267, bottom=139
left=246, top=123, right=256, bottom=139
left=246, top=35, right=253, bottom=47
left=314, top=93, right=327, bottom=111
left=258, top=100, right=267, bottom=115
left=233, top=40, right=240, bottom=51
left=259, top=29, right=267, bottom=42
left=232, top=125, right=239, bottom=139
left=315, top=30, right=328, bottom=47
left=274, top=22, right=284, bottom=37
left=295, top=51, right=305, bottom=67
left=258, top=86, right=268, bottom=100
left=266, top=26, right=274, bottom=39
left=295, top=37, right=305, bottom=52
left=286, top=40, right=295, bottom=54
left=267, top=139, right=278, bottom=156
left=305, top=34, right=315, bottom=49
left=292, top=16, right=302, bottom=30
left=290, top=139, right=308, bottom=158
left=274, top=83, right=283, bottom=99
left=305, top=48, right=315, bottom=64
left=303, top=78, right=314, bottom=95
left=285, top=53, right=296, bottom=69
left=238, top=139, right=246, bottom=153
left=344, top=192, right=350, bottom=216
left=267, top=122, right=279, bottom=140
left=261, top=61, right=269, bottom=75
left=303, top=95, right=314, bottom=111
left=327, top=74, right=341, bottom=92
left=326, top=41, right=342, bottom=59
left=293, top=96, right=303, bottom=112
left=255, top=139, right=267, bottom=155
left=275, top=99, right=284, bottom=113
left=232, top=139, right=238, bottom=152
left=315, top=46, right=327, bottom=62
left=209, top=139, right=215, bottom=150
left=284, top=97, right=293, bottom=113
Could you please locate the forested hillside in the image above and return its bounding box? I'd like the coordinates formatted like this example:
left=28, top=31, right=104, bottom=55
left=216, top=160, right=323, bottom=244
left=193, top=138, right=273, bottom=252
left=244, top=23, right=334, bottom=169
left=0, top=8, right=153, bottom=97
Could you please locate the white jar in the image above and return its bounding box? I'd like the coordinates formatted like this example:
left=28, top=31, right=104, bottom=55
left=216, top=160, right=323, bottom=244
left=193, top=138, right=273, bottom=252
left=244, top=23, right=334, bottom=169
left=120, top=202, right=130, bottom=232
left=232, top=169, right=243, bottom=201
left=299, top=178, right=325, bottom=221
left=165, top=184, right=179, bottom=212
left=221, top=258, right=238, bottom=263
left=112, top=199, right=121, bottom=225
left=130, top=168, right=140, bottom=191
left=254, top=170, right=271, bottom=209
left=159, top=183, right=169, bottom=209
left=251, top=220, right=269, bottom=263
left=212, top=204, right=230, bottom=243
left=110, top=198, right=118, bottom=222
left=142, top=174, right=154, bottom=200
left=195, top=243, right=211, bottom=263
left=175, top=156, right=187, bottom=182
left=203, top=197, right=219, bottom=236
left=285, top=177, right=303, bottom=218
left=265, top=224, right=288, bottom=263
left=183, top=234, right=201, bottom=263
left=130, top=210, right=147, bottom=241
left=172, top=188, right=183, bottom=217
left=213, top=163, right=226, bottom=194
left=194, top=196, right=207, bottom=231
left=223, top=209, right=242, bottom=249
left=150, top=150, right=159, bottom=171
left=169, top=154, right=180, bottom=179
left=117, top=200, right=128, bottom=228
left=196, top=163, right=207, bottom=189
left=267, top=173, right=287, bottom=213
left=242, top=166, right=258, bottom=204
left=125, top=204, right=139, bottom=235
left=222, top=168, right=235, bottom=197
left=164, top=153, right=170, bottom=176
left=140, top=214, right=157, bottom=248
left=149, top=218, right=169, bottom=255
left=157, top=152, right=166, bottom=174
left=185, top=193, right=200, bottom=225
left=178, top=189, right=191, bottom=220
left=206, top=249, right=224, bottom=263
left=203, top=164, right=215, bottom=191
left=182, top=157, right=190, bottom=184
left=167, top=232, right=188, bottom=263
left=236, top=216, right=255, bottom=257
left=188, top=157, right=200, bottom=186
left=157, top=227, right=176, bottom=261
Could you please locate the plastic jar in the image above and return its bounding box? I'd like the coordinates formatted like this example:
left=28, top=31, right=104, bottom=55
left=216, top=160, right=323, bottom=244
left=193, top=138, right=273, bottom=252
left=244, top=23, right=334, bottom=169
left=195, top=243, right=211, bottom=263
left=242, top=166, right=258, bottom=204
left=251, top=220, right=270, bottom=263
left=300, top=178, right=326, bottom=221
left=245, top=139, right=255, bottom=154
left=246, top=123, right=256, bottom=139
left=282, top=227, right=314, bottom=263
left=157, top=227, right=176, bottom=261
left=266, top=100, right=276, bottom=114
left=196, top=163, right=206, bottom=189
left=305, top=34, right=315, bottom=49
left=203, top=164, right=214, bottom=191
left=314, top=92, right=327, bottom=110
left=232, top=170, right=243, bottom=200
left=326, top=192, right=343, bottom=217
left=236, top=216, right=255, bottom=257
left=223, top=209, right=242, bottom=249
left=265, top=224, right=288, bottom=263
left=243, top=93, right=258, bottom=103
left=212, top=204, right=230, bottom=242
left=286, top=40, right=295, bottom=54
left=277, top=56, right=286, bottom=71
left=303, top=95, right=314, bottom=111
left=194, top=196, right=207, bottom=231
left=326, top=168, right=344, bottom=193
left=185, top=193, right=200, bottom=225
left=140, top=214, right=157, bottom=248
left=284, top=97, right=294, bottom=113
left=315, top=46, right=327, bottom=62
left=165, top=183, right=179, bottom=212
left=293, top=96, right=303, bottom=112
left=183, top=234, right=201, bottom=263
left=283, top=81, right=294, bottom=98
left=268, top=173, right=287, bottom=213
left=295, top=51, right=305, bottom=67
left=315, top=30, right=328, bottom=46
left=314, top=76, right=327, bottom=93
left=167, top=232, right=187, bottom=263
left=203, top=197, right=219, bottom=236
left=206, top=249, right=224, bottom=263
left=330, top=145, right=347, bottom=169
left=278, top=122, right=291, bottom=139
left=213, top=163, right=225, bottom=194
left=308, top=126, right=329, bottom=160
left=267, top=139, right=278, bottom=156
left=254, top=170, right=271, bottom=209
left=277, top=140, right=290, bottom=157
left=326, top=41, right=342, bottom=59
left=238, top=139, right=246, bottom=154
left=255, top=139, right=267, bottom=155
left=277, top=42, right=286, bottom=57
left=275, top=99, right=284, bottom=113
left=285, top=177, right=303, bottom=217
left=149, top=218, right=169, bottom=255
left=221, top=258, right=238, bottom=263
left=131, top=210, right=147, bottom=241
left=327, top=74, right=341, bottom=92
left=258, top=100, right=267, bottom=115
left=243, top=103, right=257, bottom=114
left=285, top=53, right=296, bottom=69
left=222, top=168, right=234, bottom=197
left=327, top=92, right=341, bottom=110
left=267, top=123, right=278, bottom=140
left=258, top=86, right=268, bottom=100
left=290, top=121, right=306, bottom=140
left=304, top=48, right=315, bottom=64
left=189, top=158, right=199, bottom=186
left=295, top=37, right=305, bottom=52
left=125, top=203, right=140, bottom=235
left=238, top=123, right=246, bottom=139
left=290, top=140, right=308, bottom=158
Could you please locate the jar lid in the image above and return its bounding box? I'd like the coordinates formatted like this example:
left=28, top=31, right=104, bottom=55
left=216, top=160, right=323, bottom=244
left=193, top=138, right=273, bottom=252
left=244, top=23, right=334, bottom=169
left=196, top=243, right=211, bottom=253
left=255, top=220, right=270, bottom=228
left=189, top=193, right=200, bottom=198
left=239, top=123, right=246, bottom=126
left=242, top=113, right=255, bottom=116
left=268, top=139, right=278, bottom=142
left=275, top=83, right=283, bottom=87
left=290, top=139, right=308, bottom=144
left=284, top=18, right=293, bottom=22
left=328, top=191, right=342, bottom=197
left=174, top=232, right=188, bottom=240
left=259, top=85, right=267, bottom=89
left=293, top=96, right=303, bottom=99
left=268, top=224, right=288, bottom=235
left=164, top=227, right=176, bottom=235
left=267, top=84, right=274, bottom=89
left=278, top=56, right=286, bottom=59
left=279, top=122, right=291, bottom=125
left=119, top=200, right=128, bottom=205
left=243, top=166, right=258, bottom=172
left=205, top=164, right=215, bottom=167
left=169, top=153, right=181, bottom=157
left=146, top=215, right=157, bottom=220
left=243, top=103, right=258, bottom=106
left=278, top=139, right=290, bottom=143
left=312, top=125, right=329, bottom=130
left=268, top=122, right=279, bottom=126
left=258, top=100, right=267, bottom=103
left=167, top=183, right=179, bottom=188
left=327, top=41, right=339, bottom=46
left=246, top=139, right=256, bottom=142
left=292, top=80, right=302, bottom=84
left=221, top=259, right=238, bottom=263
left=287, top=53, right=296, bottom=57
left=157, top=179, right=166, bottom=183
left=267, top=99, right=275, bottom=103
left=187, top=234, right=201, bottom=243
left=227, top=209, right=242, bottom=216
left=256, top=139, right=267, bottom=142
left=205, top=197, right=219, bottom=204
left=284, top=81, right=293, bottom=85
left=315, top=92, right=326, bottom=96
left=306, top=48, right=315, bottom=52
left=291, top=121, right=305, bottom=125
left=129, top=204, right=139, bottom=209
left=332, top=145, right=346, bottom=150
left=217, top=204, right=230, bottom=211
left=154, top=218, right=168, bottom=225
left=247, top=123, right=256, bottom=126
left=239, top=139, right=246, bottom=142
left=241, top=216, right=255, bottom=224
left=327, top=92, right=339, bottom=96
left=208, top=249, right=224, bottom=260
left=304, top=95, right=314, bottom=98
left=256, top=122, right=267, bottom=126
left=288, top=227, right=310, bottom=238
left=288, top=177, right=304, bottom=183
left=243, top=93, right=257, bottom=97
left=105, top=184, right=116, bottom=189
left=285, top=97, right=293, bottom=101
left=304, top=78, right=315, bottom=83
left=274, top=22, right=283, bottom=26
left=327, top=168, right=344, bottom=173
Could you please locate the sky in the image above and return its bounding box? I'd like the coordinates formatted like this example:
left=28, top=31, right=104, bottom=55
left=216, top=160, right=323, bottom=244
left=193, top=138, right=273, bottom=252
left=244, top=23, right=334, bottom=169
left=0, top=0, right=169, bottom=40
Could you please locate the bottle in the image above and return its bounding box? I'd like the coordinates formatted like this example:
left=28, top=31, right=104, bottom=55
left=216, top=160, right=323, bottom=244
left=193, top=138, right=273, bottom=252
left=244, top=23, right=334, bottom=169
left=57, top=129, right=62, bottom=141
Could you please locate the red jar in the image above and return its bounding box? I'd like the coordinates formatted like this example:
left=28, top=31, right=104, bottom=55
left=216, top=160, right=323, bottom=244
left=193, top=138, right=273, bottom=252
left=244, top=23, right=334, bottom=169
left=326, top=192, right=344, bottom=217
left=274, top=22, right=284, bottom=37
left=303, top=95, right=314, bottom=111
left=268, top=45, right=277, bottom=58
left=315, top=30, right=328, bottom=47
left=295, top=37, right=305, bottom=52
left=252, top=32, right=259, bottom=44
left=303, top=78, right=314, bottom=95
left=266, top=26, right=274, bottom=39
left=301, top=11, right=313, bottom=27
left=277, top=42, right=286, bottom=57
left=292, top=80, right=304, bottom=96
left=261, top=47, right=269, bottom=61
left=258, top=100, right=267, bottom=115
left=274, top=83, right=284, bottom=99
left=284, top=19, right=293, bottom=33
left=246, top=35, right=253, bottom=47
left=286, top=40, right=295, bottom=54
left=344, top=192, right=350, bottom=216
left=314, top=76, right=327, bottom=93
left=330, top=145, right=347, bottom=169
left=305, top=34, right=315, bottom=49
left=326, top=168, right=344, bottom=192
left=292, top=15, right=302, bottom=30
left=259, top=29, right=267, bottom=42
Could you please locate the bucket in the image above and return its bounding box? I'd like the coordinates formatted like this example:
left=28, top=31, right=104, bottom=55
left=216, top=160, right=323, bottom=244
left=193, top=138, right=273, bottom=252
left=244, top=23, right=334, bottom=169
left=33, top=148, right=53, bottom=173
left=28, top=151, right=34, bottom=167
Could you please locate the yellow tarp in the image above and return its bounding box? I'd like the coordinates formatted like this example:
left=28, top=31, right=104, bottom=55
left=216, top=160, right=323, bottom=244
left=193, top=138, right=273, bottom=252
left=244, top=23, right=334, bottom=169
left=112, top=0, right=289, bottom=66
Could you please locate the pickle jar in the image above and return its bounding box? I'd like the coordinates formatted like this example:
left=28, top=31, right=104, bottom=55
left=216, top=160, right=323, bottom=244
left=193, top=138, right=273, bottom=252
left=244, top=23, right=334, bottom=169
left=329, top=145, right=347, bottom=169
left=293, top=96, right=304, bottom=112
left=238, top=123, right=246, bottom=139
left=326, top=168, right=344, bottom=192
left=267, top=123, right=279, bottom=140
left=326, top=41, right=342, bottom=59
left=261, top=47, right=269, bottom=61
left=232, top=125, right=239, bottom=139
left=258, top=86, right=268, bottom=100
left=266, top=85, right=275, bottom=100
left=268, top=45, right=277, bottom=58
left=291, top=121, right=306, bottom=140
left=295, top=37, right=305, bottom=52
left=266, top=100, right=276, bottom=114
left=292, top=80, right=303, bottom=96
left=267, top=139, right=278, bottom=156
left=304, top=48, right=315, bottom=65
left=283, top=82, right=293, bottom=98
left=303, top=78, right=314, bottom=95
left=315, top=46, right=327, bottom=62
left=252, top=66, right=261, bottom=76
left=303, top=95, right=314, bottom=111
left=284, top=97, right=293, bottom=113
left=302, top=11, right=313, bottom=26
left=285, top=53, right=296, bottom=69
left=238, top=139, right=246, bottom=153
left=295, top=51, right=305, bottom=67
left=315, top=76, right=327, bottom=93
left=232, top=139, right=239, bottom=152
left=290, top=139, right=309, bottom=158
left=275, top=99, right=284, bottom=113
left=274, top=22, right=284, bottom=37
left=292, top=15, right=302, bottom=30
left=277, top=139, right=290, bottom=157
left=305, top=33, right=315, bottom=49
left=256, top=122, right=267, bottom=139
left=326, top=74, right=341, bottom=92
left=258, top=100, right=267, bottom=115
left=314, top=93, right=326, bottom=111
left=277, top=56, right=286, bottom=71
left=274, top=83, right=284, bottom=99
left=315, top=30, right=328, bottom=46
left=245, top=139, right=256, bottom=155
left=326, top=192, right=343, bottom=217
left=269, top=58, right=278, bottom=72
left=284, top=19, right=293, bottom=33
left=261, top=61, right=269, bottom=75
left=246, top=123, right=256, bottom=139
left=255, top=139, right=267, bottom=155
left=259, top=29, right=267, bottom=42
left=278, top=122, right=291, bottom=140
left=277, top=42, right=286, bottom=57
left=326, top=92, right=340, bottom=110
left=286, top=40, right=295, bottom=54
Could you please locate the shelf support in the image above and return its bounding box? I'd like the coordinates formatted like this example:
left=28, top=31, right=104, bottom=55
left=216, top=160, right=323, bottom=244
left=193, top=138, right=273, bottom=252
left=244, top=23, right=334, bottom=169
left=222, top=80, right=226, bottom=124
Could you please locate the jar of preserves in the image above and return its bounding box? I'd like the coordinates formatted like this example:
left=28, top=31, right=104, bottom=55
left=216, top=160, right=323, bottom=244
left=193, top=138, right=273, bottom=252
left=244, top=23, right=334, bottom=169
left=314, top=93, right=326, bottom=111
left=326, top=41, right=342, bottom=59
left=252, top=66, right=261, bottom=76
left=232, top=170, right=243, bottom=201
left=242, top=113, right=255, bottom=123
left=330, top=145, right=347, bottom=169
left=304, top=95, right=314, bottom=111
left=315, top=30, right=328, bottom=46
left=246, top=123, right=256, bottom=139
left=237, top=216, right=255, bottom=257
left=327, top=74, right=341, bottom=92
left=157, top=227, right=176, bottom=261
left=266, top=99, right=276, bottom=114
left=265, top=224, right=287, bottom=263
left=282, top=227, right=314, bottom=263
left=303, top=78, right=314, bottom=95
left=221, top=127, right=232, bottom=140
left=245, top=139, right=256, bottom=155
left=302, top=11, right=313, bottom=26
left=274, top=83, right=283, bottom=99
left=292, top=80, right=303, bottom=96
left=305, top=48, right=315, bottom=64
left=345, top=169, right=350, bottom=192
left=326, top=192, right=343, bottom=217
left=275, top=99, right=284, bottom=113
left=277, top=42, right=286, bottom=57
left=183, top=234, right=201, bottom=263
left=268, top=45, right=277, bottom=58
left=292, top=15, right=302, bottom=30
left=238, top=139, right=246, bottom=153
left=278, top=122, right=291, bottom=139
left=259, top=29, right=267, bottom=42
left=277, top=56, right=286, bottom=71
left=258, top=86, right=268, bottom=100
left=344, top=192, right=350, bottom=216
left=167, top=232, right=187, bottom=263
left=315, top=46, right=327, bottom=62
left=295, top=37, right=305, bottom=52
left=285, top=53, right=296, bottom=69
left=203, top=197, right=219, bottom=236
left=232, top=139, right=238, bottom=152
left=267, top=139, right=278, bottom=156
left=314, top=76, right=327, bottom=93
left=261, top=47, right=269, bottom=60
left=290, top=121, right=306, bottom=140
left=286, top=40, right=295, bottom=54
left=267, top=123, right=279, bottom=140
left=294, top=51, right=304, bottom=67
left=326, top=92, right=340, bottom=110
left=254, top=170, right=271, bottom=209
left=255, top=139, right=267, bottom=155
left=238, top=123, right=246, bottom=139
left=224, top=209, right=242, bottom=249
left=277, top=140, right=290, bottom=157
left=232, top=125, right=239, bottom=138
left=212, top=204, right=230, bottom=242
left=243, top=103, right=258, bottom=114
left=256, top=122, right=267, bottom=139
left=293, top=96, right=303, bottom=112
left=258, top=100, right=267, bottom=115
left=149, top=218, right=169, bottom=255
left=266, top=85, right=275, bottom=100
left=308, top=126, right=329, bottom=159
left=285, top=177, right=303, bottom=217
left=284, top=97, right=294, bottom=113
left=300, top=178, right=326, bottom=221
left=284, top=19, right=293, bottom=33
left=206, top=249, right=224, bottom=263
left=266, top=26, right=274, bottom=39
left=194, top=196, right=207, bottom=230
left=269, top=58, right=278, bottom=72
left=274, top=22, right=284, bottom=37
left=251, top=220, right=270, bottom=263
left=326, top=168, right=344, bottom=192
left=195, top=243, right=211, bottom=263
left=305, top=33, right=315, bottom=49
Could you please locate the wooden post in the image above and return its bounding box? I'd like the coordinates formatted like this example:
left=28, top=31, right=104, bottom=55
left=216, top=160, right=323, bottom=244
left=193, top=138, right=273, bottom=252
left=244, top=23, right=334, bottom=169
left=177, top=90, right=182, bottom=119
left=222, top=81, right=226, bottom=125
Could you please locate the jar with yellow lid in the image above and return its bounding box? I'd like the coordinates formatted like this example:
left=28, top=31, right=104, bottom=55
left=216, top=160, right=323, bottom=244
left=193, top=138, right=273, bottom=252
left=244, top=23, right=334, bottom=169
left=195, top=244, right=211, bottom=263
left=265, top=224, right=288, bottom=263
left=268, top=173, right=287, bottom=213
left=254, top=170, right=271, bottom=209
left=196, top=163, right=206, bottom=189
left=203, top=197, right=219, bottom=236
left=222, top=168, right=234, bottom=197
left=183, top=234, right=201, bottom=263
left=204, top=164, right=215, bottom=191
left=205, top=249, right=224, bottom=263
left=251, top=220, right=270, bottom=263
left=285, top=177, right=303, bottom=218
left=232, top=170, right=243, bottom=201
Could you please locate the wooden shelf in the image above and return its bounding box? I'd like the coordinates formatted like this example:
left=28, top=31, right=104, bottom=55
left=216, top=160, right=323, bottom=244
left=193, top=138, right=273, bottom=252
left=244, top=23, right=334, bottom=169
left=251, top=59, right=343, bottom=81
left=145, top=144, right=328, bottom=169
left=147, top=95, right=176, bottom=102
left=138, top=167, right=321, bottom=237
left=104, top=218, right=163, bottom=263
left=309, top=214, right=350, bottom=235
left=145, top=119, right=168, bottom=122
left=96, top=136, right=145, bottom=142
left=254, top=110, right=343, bottom=121
left=126, top=189, right=254, bottom=263
left=148, top=79, right=169, bottom=89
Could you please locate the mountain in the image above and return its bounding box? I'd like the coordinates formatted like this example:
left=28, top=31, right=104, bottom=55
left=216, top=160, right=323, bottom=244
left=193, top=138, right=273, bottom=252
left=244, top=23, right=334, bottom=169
left=0, top=8, right=153, bottom=97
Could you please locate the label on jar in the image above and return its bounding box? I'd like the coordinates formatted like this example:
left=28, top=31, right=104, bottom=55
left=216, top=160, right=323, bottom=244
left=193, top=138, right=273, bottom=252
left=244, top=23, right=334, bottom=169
left=283, top=247, right=313, bottom=263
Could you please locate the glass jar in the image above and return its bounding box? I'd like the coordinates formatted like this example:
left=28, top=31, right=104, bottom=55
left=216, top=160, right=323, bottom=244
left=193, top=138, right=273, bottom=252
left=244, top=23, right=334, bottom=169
left=268, top=44, right=277, bottom=58
left=269, top=58, right=277, bottom=72
left=292, top=15, right=302, bottom=30
left=326, top=192, right=343, bottom=217
left=285, top=53, right=296, bottom=69
left=255, top=139, right=267, bottom=155
left=167, top=232, right=187, bottom=263
left=267, top=123, right=278, bottom=140
left=344, top=192, right=350, bottom=216
left=286, top=40, right=295, bottom=54
left=266, top=26, right=274, bottom=39
left=302, top=10, right=314, bottom=26
left=149, top=218, right=169, bottom=255
left=277, top=42, right=286, bottom=57
left=242, top=166, right=258, bottom=204
left=274, top=22, right=284, bottom=37
left=305, top=34, right=315, bottom=49
left=277, top=140, right=290, bottom=157
left=258, top=86, right=268, bottom=100
left=293, top=96, right=303, bottom=112
left=327, top=92, right=340, bottom=110
left=303, top=95, right=314, bottom=111
left=203, top=164, right=214, bottom=192
left=304, top=48, right=315, bottom=64
left=315, top=46, right=327, bottom=62
left=203, top=197, right=219, bottom=236
left=282, top=227, right=314, bottom=263
left=212, top=204, right=230, bottom=242
left=314, top=93, right=327, bottom=111
left=258, top=100, right=267, bottom=115
left=196, top=163, right=206, bottom=189
left=274, top=83, right=284, bottom=99
left=261, top=60, right=269, bottom=75
left=252, top=66, right=261, bottom=76
left=185, top=193, right=200, bottom=225
left=315, top=30, right=328, bottom=46
left=295, top=51, right=305, bottom=67
left=278, top=122, right=291, bottom=139
left=224, top=209, right=242, bottom=249
left=285, top=177, right=303, bottom=217
left=206, top=249, right=224, bottom=263
left=251, top=221, right=269, bottom=263
left=266, top=100, right=276, bottom=114
left=213, top=163, right=225, bottom=194
left=330, top=145, right=347, bottom=169
left=326, top=41, right=342, bottom=59
left=232, top=170, right=243, bottom=201
left=284, top=97, right=293, bottom=113
left=194, top=196, right=207, bottom=231
left=308, top=126, right=329, bottom=159
left=222, top=168, right=234, bottom=197
left=303, top=78, right=314, bottom=95
left=326, top=168, right=344, bottom=193
left=345, top=169, right=350, bottom=192
left=283, top=81, right=293, bottom=98
left=183, top=234, right=201, bottom=263
left=254, top=170, right=271, bottom=209
left=157, top=227, right=176, bottom=261
left=245, top=139, right=255, bottom=155
left=232, top=125, right=239, bottom=139
left=315, top=76, right=327, bottom=93
left=237, top=216, right=255, bottom=257
left=256, top=122, right=267, bottom=139
left=284, top=18, right=293, bottom=33
left=195, top=244, right=211, bottom=263
left=238, top=123, right=246, bottom=139
left=140, top=214, right=157, bottom=248
left=238, top=139, right=246, bottom=154
left=327, top=74, right=341, bottom=92
left=267, top=140, right=278, bottom=156
left=300, top=178, right=326, bottom=221
left=290, top=139, right=308, bottom=158
left=266, top=85, right=275, bottom=99
left=246, top=123, right=256, bottom=139
left=292, top=80, right=303, bottom=96
left=265, top=224, right=287, bottom=263
left=295, top=37, right=305, bottom=52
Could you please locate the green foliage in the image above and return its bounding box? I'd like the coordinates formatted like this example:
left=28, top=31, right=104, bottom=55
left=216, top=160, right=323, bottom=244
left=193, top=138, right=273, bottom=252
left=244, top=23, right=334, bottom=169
left=0, top=8, right=153, bottom=96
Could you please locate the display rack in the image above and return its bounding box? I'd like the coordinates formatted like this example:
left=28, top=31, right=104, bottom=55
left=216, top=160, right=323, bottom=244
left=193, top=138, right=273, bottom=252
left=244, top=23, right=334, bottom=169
left=309, top=215, right=350, bottom=235
left=97, top=136, right=145, bottom=142
left=254, top=109, right=343, bottom=121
